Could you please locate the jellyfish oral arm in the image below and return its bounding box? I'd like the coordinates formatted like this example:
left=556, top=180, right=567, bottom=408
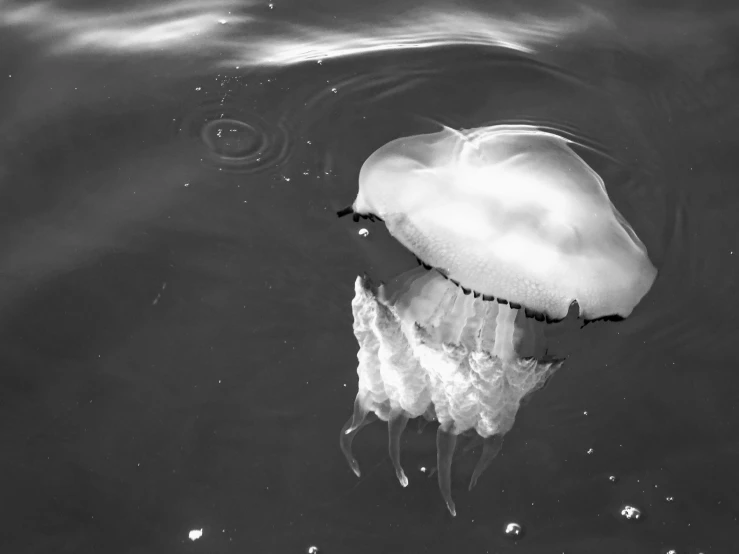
left=492, top=303, right=518, bottom=362
left=340, top=273, right=563, bottom=516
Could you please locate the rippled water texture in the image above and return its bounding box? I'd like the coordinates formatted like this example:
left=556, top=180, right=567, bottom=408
left=1, top=1, right=738, bottom=553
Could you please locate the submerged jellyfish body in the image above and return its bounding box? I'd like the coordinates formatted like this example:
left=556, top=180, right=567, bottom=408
left=339, top=125, right=657, bottom=516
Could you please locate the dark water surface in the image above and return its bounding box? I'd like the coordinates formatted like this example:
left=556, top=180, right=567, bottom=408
left=1, top=1, right=738, bottom=552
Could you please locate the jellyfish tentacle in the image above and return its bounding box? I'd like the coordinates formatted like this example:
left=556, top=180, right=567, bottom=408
left=436, top=422, right=458, bottom=517
left=387, top=411, right=410, bottom=487
left=469, top=435, right=504, bottom=490
left=340, top=396, right=377, bottom=478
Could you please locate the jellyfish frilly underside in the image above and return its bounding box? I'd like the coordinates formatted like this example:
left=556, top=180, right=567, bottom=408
left=339, top=124, right=658, bottom=517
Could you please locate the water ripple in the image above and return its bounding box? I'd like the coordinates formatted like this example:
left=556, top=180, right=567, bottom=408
left=178, top=98, right=292, bottom=174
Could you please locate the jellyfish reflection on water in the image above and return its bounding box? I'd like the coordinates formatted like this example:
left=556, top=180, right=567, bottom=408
left=338, top=125, right=657, bottom=516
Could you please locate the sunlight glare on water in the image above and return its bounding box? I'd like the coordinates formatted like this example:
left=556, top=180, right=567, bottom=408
left=0, top=0, right=600, bottom=65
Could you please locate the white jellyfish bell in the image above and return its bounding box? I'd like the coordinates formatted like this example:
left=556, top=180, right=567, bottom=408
left=337, top=124, right=657, bottom=516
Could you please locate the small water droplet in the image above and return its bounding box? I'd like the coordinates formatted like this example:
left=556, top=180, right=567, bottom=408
left=619, top=504, right=643, bottom=521
left=358, top=228, right=369, bottom=237
left=503, top=522, right=523, bottom=538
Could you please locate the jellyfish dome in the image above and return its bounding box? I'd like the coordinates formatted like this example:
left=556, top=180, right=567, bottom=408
left=339, top=124, right=657, bottom=516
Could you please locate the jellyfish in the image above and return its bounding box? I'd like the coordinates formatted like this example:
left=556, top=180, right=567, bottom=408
left=338, top=124, right=657, bottom=516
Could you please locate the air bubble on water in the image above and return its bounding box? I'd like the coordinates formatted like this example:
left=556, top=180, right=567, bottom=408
left=503, top=522, right=523, bottom=538
left=358, top=228, right=369, bottom=238
left=619, top=504, right=642, bottom=521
